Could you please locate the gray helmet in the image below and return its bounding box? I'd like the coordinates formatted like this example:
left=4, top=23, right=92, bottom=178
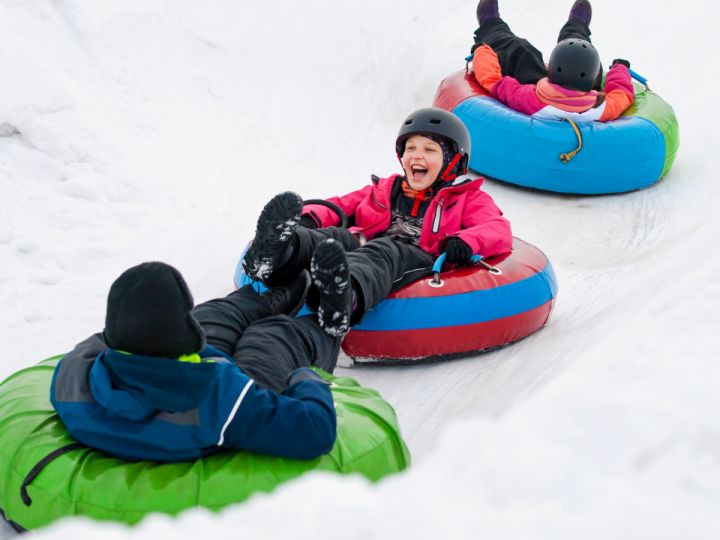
left=396, top=108, right=471, bottom=175
left=547, top=38, right=600, bottom=92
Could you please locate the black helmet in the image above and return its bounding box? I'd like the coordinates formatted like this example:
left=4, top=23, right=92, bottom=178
left=396, top=108, right=471, bottom=175
left=547, top=38, right=600, bottom=92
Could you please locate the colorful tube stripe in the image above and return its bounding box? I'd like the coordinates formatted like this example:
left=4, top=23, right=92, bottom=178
left=352, top=259, right=557, bottom=331
left=344, top=300, right=554, bottom=360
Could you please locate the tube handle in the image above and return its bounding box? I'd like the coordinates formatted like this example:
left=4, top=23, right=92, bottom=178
left=430, top=254, right=501, bottom=287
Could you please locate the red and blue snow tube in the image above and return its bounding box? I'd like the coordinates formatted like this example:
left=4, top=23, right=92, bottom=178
left=234, top=237, right=557, bottom=364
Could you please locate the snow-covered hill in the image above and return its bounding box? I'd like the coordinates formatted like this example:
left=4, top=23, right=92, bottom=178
left=1, top=0, right=718, bottom=538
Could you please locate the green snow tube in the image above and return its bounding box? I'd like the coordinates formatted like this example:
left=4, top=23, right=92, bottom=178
left=0, top=356, right=410, bottom=531
left=618, top=80, right=679, bottom=180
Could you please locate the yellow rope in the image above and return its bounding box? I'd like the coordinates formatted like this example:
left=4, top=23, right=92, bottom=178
left=559, top=117, right=583, bottom=163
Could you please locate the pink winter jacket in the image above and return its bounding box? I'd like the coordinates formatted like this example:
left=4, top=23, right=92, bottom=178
left=472, top=44, right=634, bottom=123
left=302, top=174, right=512, bottom=258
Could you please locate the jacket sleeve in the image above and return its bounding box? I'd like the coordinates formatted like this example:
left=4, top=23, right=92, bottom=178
left=444, top=189, right=513, bottom=258
left=221, top=373, right=336, bottom=460
left=599, top=64, right=634, bottom=122
left=472, top=44, right=503, bottom=92
left=473, top=45, right=545, bottom=116
left=302, top=185, right=373, bottom=228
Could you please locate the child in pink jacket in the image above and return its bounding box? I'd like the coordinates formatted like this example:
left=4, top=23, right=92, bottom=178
left=472, top=0, right=634, bottom=123
left=243, top=108, right=512, bottom=337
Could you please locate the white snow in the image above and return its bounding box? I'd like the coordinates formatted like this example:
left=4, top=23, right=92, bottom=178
left=1, top=0, right=719, bottom=538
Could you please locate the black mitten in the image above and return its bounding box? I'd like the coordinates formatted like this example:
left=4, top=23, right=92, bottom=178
left=612, top=59, right=631, bottom=69
left=298, top=214, right=319, bottom=229
left=443, top=237, right=473, bottom=265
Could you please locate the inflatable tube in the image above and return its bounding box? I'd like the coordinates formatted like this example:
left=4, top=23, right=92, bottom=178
left=433, top=69, right=679, bottom=194
left=234, top=237, right=558, bottom=364
left=0, top=358, right=409, bottom=531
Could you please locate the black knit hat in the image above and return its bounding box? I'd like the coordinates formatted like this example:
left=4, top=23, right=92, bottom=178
left=103, top=262, right=206, bottom=358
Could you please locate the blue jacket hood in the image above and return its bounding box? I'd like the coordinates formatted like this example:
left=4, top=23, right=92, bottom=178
left=92, top=349, right=217, bottom=420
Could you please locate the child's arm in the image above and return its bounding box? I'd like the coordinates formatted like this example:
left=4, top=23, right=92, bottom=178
left=473, top=45, right=545, bottom=116
left=221, top=369, right=336, bottom=461
left=302, top=185, right=373, bottom=228
left=443, top=189, right=513, bottom=258
left=598, top=62, right=634, bottom=122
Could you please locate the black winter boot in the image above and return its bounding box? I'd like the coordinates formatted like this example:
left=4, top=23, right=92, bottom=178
left=242, top=192, right=303, bottom=283
left=259, top=269, right=311, bottom=317
left=310, top=239, right=352, bottom=337
left=568, top=0, right=591, bottom=25
left=476, top=0, right=500, bottom=26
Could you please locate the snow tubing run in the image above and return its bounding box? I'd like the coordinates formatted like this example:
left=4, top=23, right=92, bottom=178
left=234, top=237, right=558, bottom=363
left=0, top=358, right=409, bottom=531
left=433, top=69, right=679, bottom=194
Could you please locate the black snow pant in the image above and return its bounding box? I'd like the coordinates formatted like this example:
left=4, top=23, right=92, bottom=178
left=273, top=226, right=436, bottom=323
left=472, top=17, right=602, bottom=90
left=191, top=286, right=341, bottom=394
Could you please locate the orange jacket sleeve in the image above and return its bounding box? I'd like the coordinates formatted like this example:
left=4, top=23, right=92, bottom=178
left=472, top=45, right=503, bottom=93
left=599, top=64, right=635, bottom=122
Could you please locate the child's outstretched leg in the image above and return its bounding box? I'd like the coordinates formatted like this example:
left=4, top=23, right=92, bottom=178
left=472, top=0, right=547, bottom=85
left=308, top=237, right=435, bottom=336
left=557, top=0, right=603, bottom=90
left=231, top=313, right=341, bottom=393
left=347, top=238, right=435, bottom=319
left=243, top=192, right=360, bottom=287
left=192, top=270, right=311, bottom=357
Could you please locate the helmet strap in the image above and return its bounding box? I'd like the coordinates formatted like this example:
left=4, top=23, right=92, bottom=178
left=440, top=153, right=462, bottom=183
left=458, top=154, right=469, bottom=175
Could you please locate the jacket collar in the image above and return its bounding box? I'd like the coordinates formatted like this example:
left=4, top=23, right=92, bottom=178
left=384, top=174, right=482, bottom=196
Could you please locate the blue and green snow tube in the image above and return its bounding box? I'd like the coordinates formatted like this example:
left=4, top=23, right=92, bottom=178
left=433, top=71, right=679, bottom=194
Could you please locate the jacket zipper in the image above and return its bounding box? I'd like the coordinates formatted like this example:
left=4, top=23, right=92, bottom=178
left=432, top=196, right=445, bottom=234
left=372, top=192, right=387, bottom=210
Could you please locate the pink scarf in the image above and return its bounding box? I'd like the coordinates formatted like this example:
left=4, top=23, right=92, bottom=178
left=536, top=78, right=598, bottom=113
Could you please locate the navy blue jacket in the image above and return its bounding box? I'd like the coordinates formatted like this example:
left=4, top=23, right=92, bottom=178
left=50, top=334, right=336, bottom=462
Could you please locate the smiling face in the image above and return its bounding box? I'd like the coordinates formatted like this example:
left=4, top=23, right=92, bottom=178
left=402, top=135, right=444, bottom=191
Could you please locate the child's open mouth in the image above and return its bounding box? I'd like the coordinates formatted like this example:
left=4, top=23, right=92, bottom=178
left=411, top=165, right=428, bottom=181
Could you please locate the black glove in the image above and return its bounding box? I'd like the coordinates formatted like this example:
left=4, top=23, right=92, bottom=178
left=286, top=367, right=331, bottom=388
left=612, top=59, right=630, bottom=69
left=443, top=237, right=473, bottom=265
left=298, top=214, right=319, bottom=229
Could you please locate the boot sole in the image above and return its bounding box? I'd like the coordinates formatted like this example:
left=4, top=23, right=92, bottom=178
left=243, top=192, right=303, bottom=282
left=311, top=240, right=351, bottom=337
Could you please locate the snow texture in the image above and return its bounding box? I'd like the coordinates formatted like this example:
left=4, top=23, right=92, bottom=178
left=0, top=0, right=719, bottom=538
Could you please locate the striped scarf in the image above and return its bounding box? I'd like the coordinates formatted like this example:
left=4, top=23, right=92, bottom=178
left=536, top=77, right=598, bottom=113
left=401, top=179, right=433, bottom=217
left=401, top=180, right=433, bottom=202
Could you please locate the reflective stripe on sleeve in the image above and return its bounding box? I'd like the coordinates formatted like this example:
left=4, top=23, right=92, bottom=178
left=217, top=379, right=254, bottom=446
